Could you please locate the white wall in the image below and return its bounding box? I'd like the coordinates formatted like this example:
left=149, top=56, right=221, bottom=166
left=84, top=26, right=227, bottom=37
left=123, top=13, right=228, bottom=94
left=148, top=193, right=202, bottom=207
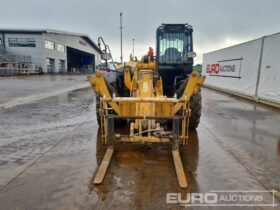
left=258, top=34, right=280, bottom=103
left=44, top=33, right=100, bottom=55
left=202, top=39, right=262, bottom=97
left=3, top=33, right=44, bottom=66
left=42, top=33, right=101, bottom=73
left=42, top=34, right=67, bottom=73
left=202, top=33, right=280, bottom=106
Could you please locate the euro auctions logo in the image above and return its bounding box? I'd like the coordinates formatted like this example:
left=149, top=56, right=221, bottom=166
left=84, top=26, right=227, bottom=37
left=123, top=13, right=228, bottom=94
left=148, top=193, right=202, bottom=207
left=206, top=63, right=220, bottom=74
left=205, top=58, right=243, bottom=79
left=206, top=63, right=236, bottom=74
left=166, top=190, right=278, bottom=207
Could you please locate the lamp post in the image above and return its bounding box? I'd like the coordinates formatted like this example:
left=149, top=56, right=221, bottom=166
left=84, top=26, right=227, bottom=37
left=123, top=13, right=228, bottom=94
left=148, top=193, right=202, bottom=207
left=120, top=12, right=123, bottom=63
left=132, top=38, right=135, bottom=58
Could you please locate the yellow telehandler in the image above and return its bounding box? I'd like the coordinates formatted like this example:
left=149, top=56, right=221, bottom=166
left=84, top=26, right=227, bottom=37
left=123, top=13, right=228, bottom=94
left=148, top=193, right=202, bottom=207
left=88, top=24, right=205, bottom=188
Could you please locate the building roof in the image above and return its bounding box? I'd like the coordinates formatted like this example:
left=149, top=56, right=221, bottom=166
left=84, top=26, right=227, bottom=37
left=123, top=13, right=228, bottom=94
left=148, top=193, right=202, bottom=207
left=0, top=28, right=102, bottom=53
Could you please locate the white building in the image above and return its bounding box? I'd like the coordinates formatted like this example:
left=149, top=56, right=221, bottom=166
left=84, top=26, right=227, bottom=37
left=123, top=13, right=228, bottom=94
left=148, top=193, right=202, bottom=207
left=0, top=29, right=102, bottom=73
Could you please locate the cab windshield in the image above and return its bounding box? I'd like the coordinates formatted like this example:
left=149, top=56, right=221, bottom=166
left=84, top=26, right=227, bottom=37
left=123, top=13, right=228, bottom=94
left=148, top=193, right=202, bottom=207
left=158, top=32, right=192, bottom=63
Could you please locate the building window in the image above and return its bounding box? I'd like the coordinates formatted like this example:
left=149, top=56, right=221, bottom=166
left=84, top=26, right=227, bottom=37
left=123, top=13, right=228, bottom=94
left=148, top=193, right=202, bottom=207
left=8, top=38, right=36, bottom=47
left=46, top=58, right=55, bottom=73
left=45, top=40, right=55, bottom=50
left=57, top=43, right=65, bottom=52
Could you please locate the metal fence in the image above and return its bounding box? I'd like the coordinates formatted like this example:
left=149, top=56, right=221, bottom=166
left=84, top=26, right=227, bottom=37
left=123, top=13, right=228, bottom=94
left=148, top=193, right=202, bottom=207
left=0, top=68, right=18, bottom=77
left=68, top=67, right=95, bottom=74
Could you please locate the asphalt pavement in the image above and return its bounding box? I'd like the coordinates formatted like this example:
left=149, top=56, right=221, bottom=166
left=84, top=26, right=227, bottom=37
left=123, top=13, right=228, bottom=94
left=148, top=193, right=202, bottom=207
left=0, top=76, right=279, bottom=209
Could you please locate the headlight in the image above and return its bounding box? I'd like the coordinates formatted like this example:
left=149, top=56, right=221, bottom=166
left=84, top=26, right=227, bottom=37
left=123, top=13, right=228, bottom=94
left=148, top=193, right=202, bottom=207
left=188, top=52, right=196, bottom=58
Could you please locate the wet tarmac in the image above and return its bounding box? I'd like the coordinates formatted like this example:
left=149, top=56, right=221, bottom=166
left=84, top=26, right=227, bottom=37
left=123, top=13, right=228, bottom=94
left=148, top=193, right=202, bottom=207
left=0, top=75, right=90, bottom=109
left=0, top=83, right=279, bottom=210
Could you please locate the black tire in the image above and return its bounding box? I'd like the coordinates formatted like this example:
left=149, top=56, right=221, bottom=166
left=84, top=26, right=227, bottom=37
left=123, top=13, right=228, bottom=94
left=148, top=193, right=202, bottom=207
left=176, top=78, right=202, bottom=130
left=189, top=91, right=202, bottom=130
left=95, top=95, right=101, bottom=126
left=95, top=78, right=126, bottom=126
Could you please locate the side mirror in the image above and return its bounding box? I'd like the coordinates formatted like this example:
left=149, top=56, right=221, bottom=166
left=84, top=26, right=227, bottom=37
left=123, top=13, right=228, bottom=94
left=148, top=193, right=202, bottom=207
left=187, top=52, right=196, bottom=58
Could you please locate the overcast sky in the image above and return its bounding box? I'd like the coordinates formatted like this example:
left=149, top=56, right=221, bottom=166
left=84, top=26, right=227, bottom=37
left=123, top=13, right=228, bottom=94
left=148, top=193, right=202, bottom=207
left=1, top=0, right=280, bottom=64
